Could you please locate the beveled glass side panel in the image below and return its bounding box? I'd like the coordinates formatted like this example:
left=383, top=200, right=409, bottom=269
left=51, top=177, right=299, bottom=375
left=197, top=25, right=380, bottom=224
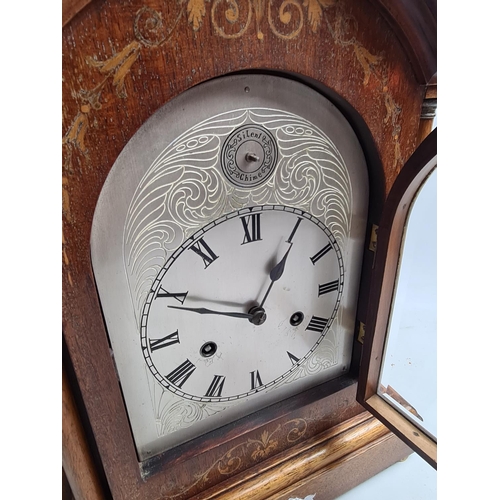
left=378, top=169, right=437, bottom=440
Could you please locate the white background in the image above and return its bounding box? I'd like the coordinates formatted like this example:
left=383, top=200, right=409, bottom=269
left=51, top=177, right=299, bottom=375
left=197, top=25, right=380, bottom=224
left=337, top=452, right=436, bottom=500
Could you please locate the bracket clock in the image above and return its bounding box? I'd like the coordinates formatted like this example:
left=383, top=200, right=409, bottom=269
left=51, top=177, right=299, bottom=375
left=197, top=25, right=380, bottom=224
left=62, top=1, right=437, bottom=498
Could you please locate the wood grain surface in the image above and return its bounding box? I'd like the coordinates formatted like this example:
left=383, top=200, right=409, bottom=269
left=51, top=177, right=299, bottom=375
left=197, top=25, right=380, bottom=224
left=187, top=413, right=396, bottom=500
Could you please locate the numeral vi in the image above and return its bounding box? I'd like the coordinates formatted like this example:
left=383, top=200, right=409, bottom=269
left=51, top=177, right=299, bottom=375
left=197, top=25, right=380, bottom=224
left=250, top=370, right=263, bottom=390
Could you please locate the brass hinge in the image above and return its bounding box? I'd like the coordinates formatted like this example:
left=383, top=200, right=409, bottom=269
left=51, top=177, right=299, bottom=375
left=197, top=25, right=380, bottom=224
left=369, top=224, right=378, bottom=252
left=357, top=322, right=366, bottom=344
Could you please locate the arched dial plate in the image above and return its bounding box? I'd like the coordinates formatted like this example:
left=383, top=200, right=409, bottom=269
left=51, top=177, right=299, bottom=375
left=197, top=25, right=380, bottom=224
left=91, top=74, right=368, bottom=459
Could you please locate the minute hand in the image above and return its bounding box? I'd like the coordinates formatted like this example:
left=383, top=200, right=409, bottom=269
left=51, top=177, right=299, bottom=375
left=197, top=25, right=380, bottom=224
left=259, top=243, right=293, bottom=309
left=168, top=306, right=254, bottom=320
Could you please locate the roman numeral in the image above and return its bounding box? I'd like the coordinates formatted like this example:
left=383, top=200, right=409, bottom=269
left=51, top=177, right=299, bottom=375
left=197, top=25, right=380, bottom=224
left=318, top=280, right=339, bottom=296
left=205, top=375, right=226, bottom=397
left=190, top=238, right=219, bottom=268
left=156, top=287, right=188, bottom=304
left=166, top=359, right=196, bottom=388
left=149, top=331, right=180, bottom=352
left=240, top=214, right=262, bottom=244
left=306, top=316, right=329, bottom=333
left=287, top=351, right=300, bottom=365
left=250, top=370, right=263, bottom=390
left=310, top=243, right=332, bottom=265
left=286, top=217, right=302, bottom=244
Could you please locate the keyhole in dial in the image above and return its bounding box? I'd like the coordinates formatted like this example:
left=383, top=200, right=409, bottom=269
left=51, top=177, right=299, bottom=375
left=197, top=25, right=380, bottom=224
left=200, top=341, right=218, bottom=358
left=290, top=311, right=304, bottom=327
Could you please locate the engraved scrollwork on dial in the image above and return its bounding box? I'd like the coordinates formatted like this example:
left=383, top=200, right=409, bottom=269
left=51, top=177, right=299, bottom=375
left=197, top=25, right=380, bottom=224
left=123, top=105, right=353, bottom=440
left=124, top=108, right=352, bottom=329
left=146, top=367, right=239, bottom=438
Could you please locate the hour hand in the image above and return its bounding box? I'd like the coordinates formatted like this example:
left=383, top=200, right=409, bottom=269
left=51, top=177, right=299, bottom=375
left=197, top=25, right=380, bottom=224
left=168, top=305, right=254, bottom=320
left=259, top=243, right=293, bottom=309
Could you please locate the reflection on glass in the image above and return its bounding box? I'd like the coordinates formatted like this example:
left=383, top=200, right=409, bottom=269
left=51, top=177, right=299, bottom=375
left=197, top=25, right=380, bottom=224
left=378, top=169, right=437, bottom=440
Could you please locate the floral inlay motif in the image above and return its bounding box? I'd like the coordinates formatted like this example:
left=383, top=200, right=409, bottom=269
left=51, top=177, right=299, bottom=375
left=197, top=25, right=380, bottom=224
left=154, top=417, right=308, bottom=498
left=63, top=1, right=403, bottom=193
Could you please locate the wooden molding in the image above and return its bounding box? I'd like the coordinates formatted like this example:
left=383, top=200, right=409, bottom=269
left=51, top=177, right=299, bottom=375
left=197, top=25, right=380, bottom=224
left=268, top=430, right=411, bottom=499
left=425, top=85, right=437, bottom=99
left=358, top=129, right=437, bottom=402
left=189, top=413, right=395, bottom=500
left=370, top=0, right=437, bottom=84
left=62, top=367, right=105, bottom=500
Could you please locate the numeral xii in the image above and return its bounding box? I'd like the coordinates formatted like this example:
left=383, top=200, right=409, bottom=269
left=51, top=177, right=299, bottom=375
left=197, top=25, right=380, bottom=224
left=240, top=213, right=262, bottom=244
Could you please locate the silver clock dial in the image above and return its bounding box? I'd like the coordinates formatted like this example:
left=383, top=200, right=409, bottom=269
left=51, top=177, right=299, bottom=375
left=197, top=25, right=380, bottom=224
left=91, top=74, right=369, bottom=459
left=142, top=205, right=343, bottom=401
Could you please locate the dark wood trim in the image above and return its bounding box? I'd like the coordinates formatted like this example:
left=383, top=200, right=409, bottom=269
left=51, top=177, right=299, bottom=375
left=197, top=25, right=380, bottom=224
left=369, top=0, right=437, bottom=84
left=62, top=367, right=106, bottom=500
left=417, top=93, right=437, bottom=144
left=357, top=128, right=437, bottom=467
left=425, top=85, right=437, bottom=99
left=141, top=375, right=362, bottom=476
left=62, top=0, right=93, bottom=27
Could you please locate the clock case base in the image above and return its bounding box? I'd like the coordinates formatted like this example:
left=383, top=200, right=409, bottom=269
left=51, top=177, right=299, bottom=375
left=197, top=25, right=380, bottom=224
left=64, top=365, right=411, bottom=500
left=188, top=412, right=411, bottom=500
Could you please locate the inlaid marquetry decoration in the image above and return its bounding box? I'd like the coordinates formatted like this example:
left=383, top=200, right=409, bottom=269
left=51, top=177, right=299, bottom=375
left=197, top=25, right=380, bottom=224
left=62, top=0, right=403, bottom=175
left=153, top=417, right=309, bottom=498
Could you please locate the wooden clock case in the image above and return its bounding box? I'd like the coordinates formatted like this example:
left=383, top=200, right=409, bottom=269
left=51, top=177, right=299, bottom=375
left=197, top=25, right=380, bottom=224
left=62, top=1, right=437, bottom=498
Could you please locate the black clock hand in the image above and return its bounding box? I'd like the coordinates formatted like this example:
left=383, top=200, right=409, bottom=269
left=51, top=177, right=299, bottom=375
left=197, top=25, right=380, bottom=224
left=259, top=243, right=293, bottom=309
left=168, top=305, right=254, bottom=320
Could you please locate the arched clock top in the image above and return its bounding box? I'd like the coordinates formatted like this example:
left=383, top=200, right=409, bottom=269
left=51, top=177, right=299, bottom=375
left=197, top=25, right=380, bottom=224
left=63, top=0, right=429, bottom=208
